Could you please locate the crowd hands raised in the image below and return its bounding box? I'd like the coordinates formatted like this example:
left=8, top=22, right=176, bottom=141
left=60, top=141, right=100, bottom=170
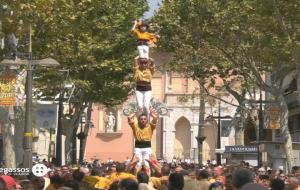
left=1, top=157, right=300, bottom=190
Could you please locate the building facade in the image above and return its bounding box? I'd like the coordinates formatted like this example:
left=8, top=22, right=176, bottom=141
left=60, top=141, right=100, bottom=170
left=85, top=54, right=237, bottom=163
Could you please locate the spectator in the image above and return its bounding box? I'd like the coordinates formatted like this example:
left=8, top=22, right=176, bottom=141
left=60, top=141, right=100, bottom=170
left=270, top=178, right=285, bottom=190
left=181, top=169, right=198, bottom=190
left=209, top=182, right=223, bottom=190
left=119, top=178, right=138, bottom=190
left=197, top=169, right=210, bottom=190
left=46, top=174, right=65, bottom=190
left=168, top=173, right=184, bottom=190
left=61, top=180, right=80, bottom=190
left=137, top=171, right=155, bottom=190
left=19, top=179, right=31, bottom=190
left=288, top=177, right=299, bottom=190
left=258, top=175, right=270, bottom=188
left=149, top=165, right=170, bottom=189
left=0, top=175, right=18, bottom=190
left=232, top=169, right=253, bottom=190
left=110, top=163, right=136, bottom=182
left=72, top=169, right=85, bottom=190
left=30, top=176, right=45, bottom=190
left=89, top=168, right=112, bottom=190
left=241, top=183, right=267, bottom=190
left=0, top=178, right=7, bottom=190
left=210, top=166, right=225, bottom=184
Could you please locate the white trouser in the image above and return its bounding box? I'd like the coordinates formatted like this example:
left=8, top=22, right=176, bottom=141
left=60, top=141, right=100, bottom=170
left=137, top=45, right=149, bottom=59
left=134, top=147, right=152, bottom=167
left=136, top=90, right=152, bottom=118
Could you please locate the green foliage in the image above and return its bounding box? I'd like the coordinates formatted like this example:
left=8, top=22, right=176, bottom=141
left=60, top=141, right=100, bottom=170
left=154, top=0, right=300, bottom=89
left=1, top=0, right=148, bottom=106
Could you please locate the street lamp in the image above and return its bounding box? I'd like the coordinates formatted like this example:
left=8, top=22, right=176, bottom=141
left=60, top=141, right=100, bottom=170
left=0, top=58, right=59, bottom=169
left=77, top=113, right=87, bottom=164
left=217, top=100, right=221, bottom=165
left=258, top=88, right=265, bottom=166
left=55, top=69, right=74, bottom=166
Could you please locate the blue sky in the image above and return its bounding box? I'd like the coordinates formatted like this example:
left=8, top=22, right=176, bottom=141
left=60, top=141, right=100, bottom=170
left=143, top=0, right=162, bottom=19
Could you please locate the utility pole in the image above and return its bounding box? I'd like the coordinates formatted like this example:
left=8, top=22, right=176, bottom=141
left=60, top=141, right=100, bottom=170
left=217, top=101, right=221, bottom=164
left=23, top=24, right=33, bottom=169
left=78, top=117, right=85, bottom=164
left=55, top=89, right=64, bottom=166
left=196, top=82, right=206, bottom=165
left=258, top=88, right=264, bottom=166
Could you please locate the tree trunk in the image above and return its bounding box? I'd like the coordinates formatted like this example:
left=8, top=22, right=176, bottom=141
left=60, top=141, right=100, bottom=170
left=80, top=102, right=93, bottom=163
left=64, top=103, right=85, bottom=165
left=279, top=95, right=293, bottom=173
left=233, top=107, right=246, bottom=146
left=196, top=82, right=206, bottom=165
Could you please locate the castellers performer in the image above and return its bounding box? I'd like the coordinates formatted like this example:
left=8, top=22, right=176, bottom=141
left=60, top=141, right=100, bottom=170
left=127, top=107, right=158, bottom=172
left=132, top=20, right=158, bottom=59
left=133, top=56, right=155, bottom=119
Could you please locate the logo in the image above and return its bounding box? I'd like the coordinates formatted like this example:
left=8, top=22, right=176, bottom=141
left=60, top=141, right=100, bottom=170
left=0, top=168, right=30, bottom=175
left=32, top=164, right=49, bottom=177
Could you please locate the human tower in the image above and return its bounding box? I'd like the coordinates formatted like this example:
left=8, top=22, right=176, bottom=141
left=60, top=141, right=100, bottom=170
left=126, top=20, right=159, bottom=172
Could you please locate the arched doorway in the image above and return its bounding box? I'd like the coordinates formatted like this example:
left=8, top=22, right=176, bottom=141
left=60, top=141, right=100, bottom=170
left=174, top=117, right=191, bottom=159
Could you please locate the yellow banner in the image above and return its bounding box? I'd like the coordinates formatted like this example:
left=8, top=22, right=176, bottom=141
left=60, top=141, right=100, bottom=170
left=265, top=105, right=281, bottom=129
left=0, top=74, right=17, bottom=106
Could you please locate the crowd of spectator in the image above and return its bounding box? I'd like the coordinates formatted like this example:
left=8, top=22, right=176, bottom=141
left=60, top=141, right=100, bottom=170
left=0, top=156, right=300, bottom=190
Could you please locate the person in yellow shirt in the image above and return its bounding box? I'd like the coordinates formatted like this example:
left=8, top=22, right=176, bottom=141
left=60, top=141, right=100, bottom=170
left=133, top=56, right=155, bottom=119
left=132, top=20, right=158, bottom=59
left=109, top=163, right=136, bottom=183
left=128, top=108, right=158, bottom=173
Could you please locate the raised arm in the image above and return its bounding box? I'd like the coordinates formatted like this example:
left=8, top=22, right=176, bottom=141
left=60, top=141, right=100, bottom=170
left=150, top=107, right=158, bottom=129
left=131, top=20, right=139, bottom=31
left=133, top=56, right=140, bottom=72
left=148, top=58, right=155, bottom=74
left=133, top=56, right=139, bottom=67
left=127, top=113, right=136, bottom=127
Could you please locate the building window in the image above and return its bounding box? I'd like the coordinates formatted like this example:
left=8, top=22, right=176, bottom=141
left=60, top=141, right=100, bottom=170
left=288, top=113, right=300, bottom=142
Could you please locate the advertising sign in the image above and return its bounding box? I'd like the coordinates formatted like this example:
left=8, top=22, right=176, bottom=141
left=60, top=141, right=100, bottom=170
left=0, top=73, right=17, bottom=106
left=265, top=104, right=281, bottom=129
left=225, top=146, right=258, bottom=153
left=35, top=104, right=58, bottom=129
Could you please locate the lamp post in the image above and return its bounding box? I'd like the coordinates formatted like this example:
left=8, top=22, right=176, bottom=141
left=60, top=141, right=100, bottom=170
left=196, top=83, right=206, bottom=165
left=55, top=70, right=74, bottom=166
left=258, top=88, right=264, bottom=166
left=217, top=100, right=221, bottom=165
left=55, top=88, right=64, bottom=166
left=78, top=113, right=86, bottom=164
left=0, top=52, right=59, bottom=169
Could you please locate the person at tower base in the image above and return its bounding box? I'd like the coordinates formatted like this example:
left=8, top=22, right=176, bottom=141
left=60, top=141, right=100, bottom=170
left=127, top=107, right=158, bottom=172
left=133, top=56, right=155, bottom=119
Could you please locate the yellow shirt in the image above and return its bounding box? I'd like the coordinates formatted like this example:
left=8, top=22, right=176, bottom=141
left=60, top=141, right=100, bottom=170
left=45, top=184, right=56, bottom=190
left=133, top=66, right=155, bottom=83
left=94, top=176, right=112, bottom=189
left=83, top=176, right=100, bottom=187
left=110, top=172, right=136, bottom=182
left=129, top=121, right=155, bottom=141
left=133, top=29, right=157, bottom=43
left=149, top=176, right=169, bottom=189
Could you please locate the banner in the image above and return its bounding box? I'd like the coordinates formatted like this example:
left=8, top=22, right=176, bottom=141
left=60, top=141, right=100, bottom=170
left=15, top=69, right=26, bottom=106
left=264, top=104, right=281, bottom=129
left=0, top=73, right=17, bottom=106
left=35, top=104, right=58, bottom=129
